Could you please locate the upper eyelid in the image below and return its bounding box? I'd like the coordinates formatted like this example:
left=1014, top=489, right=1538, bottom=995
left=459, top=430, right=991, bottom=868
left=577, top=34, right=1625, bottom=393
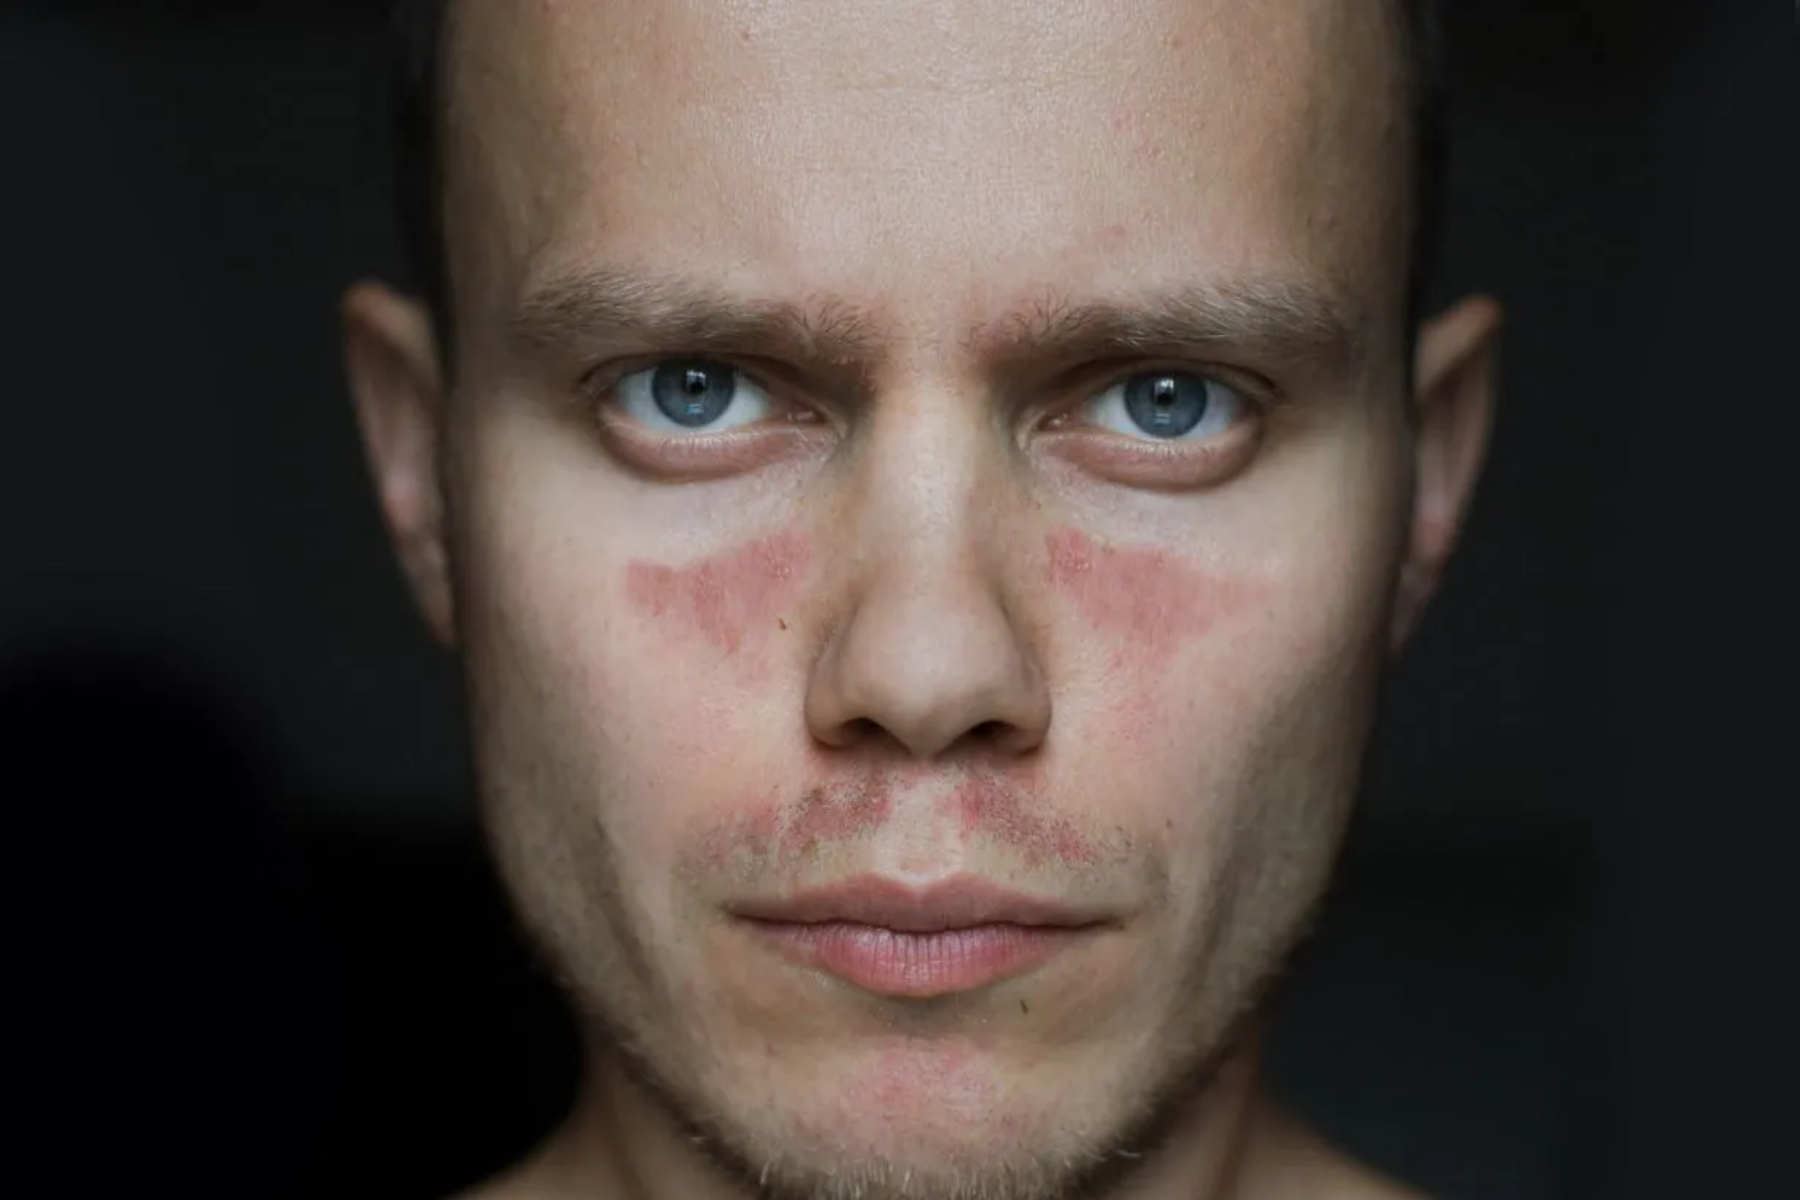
left=589, top=356, right=787, bottom=396
left=1080, top=360, right=1269, bottom=401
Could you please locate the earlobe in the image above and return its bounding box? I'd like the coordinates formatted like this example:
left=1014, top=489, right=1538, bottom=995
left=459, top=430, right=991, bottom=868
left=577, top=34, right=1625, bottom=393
left=342, top=281, right=458, bottom=646
left=1390, top=294, right=1504, bottom=654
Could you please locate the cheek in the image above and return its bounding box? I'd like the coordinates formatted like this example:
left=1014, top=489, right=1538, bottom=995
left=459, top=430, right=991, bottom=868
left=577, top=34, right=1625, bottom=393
left=1044, top=528, right=1258, bottom=659
left=1043, top=527, right=1264, bottom=757
left=625, top=527, right=814, bottom=679
left=1043, top=520, right=1393, bottom=832
left=460, top=494, right=813, bottom=862
left=613, top=528, right=816, bottom=803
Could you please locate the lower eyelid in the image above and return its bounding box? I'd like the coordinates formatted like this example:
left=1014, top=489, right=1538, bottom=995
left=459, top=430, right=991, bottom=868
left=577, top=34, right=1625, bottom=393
left=594, top=408, right=828, bottom=474
left=1037, top=422, right=1260, bottom=485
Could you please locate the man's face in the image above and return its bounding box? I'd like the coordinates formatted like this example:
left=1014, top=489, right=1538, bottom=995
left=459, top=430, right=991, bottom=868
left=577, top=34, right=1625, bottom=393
left=350, top=0, right=1492, bottom=1195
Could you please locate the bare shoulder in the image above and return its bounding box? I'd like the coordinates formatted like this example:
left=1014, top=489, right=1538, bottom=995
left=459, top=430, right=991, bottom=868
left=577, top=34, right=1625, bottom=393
left=1312, top=1154, right=1433, bottom=1200
left=1247, top=1099, right=1435, bottom=1200
left=440, top=1150, right=576, bottom=1200
left=442, top=1167, right=532, bottom=1200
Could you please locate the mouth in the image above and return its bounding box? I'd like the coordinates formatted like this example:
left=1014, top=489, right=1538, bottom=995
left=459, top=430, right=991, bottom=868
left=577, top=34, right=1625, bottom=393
left=729, top=876, right=1109, bottom=999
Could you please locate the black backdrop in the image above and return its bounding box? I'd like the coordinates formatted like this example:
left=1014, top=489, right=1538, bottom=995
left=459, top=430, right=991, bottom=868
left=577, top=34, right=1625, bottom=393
left=1, top=2, right=1790, bottom=1197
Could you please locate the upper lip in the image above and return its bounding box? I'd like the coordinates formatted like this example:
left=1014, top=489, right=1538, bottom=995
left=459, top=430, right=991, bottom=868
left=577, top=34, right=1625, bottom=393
left=728, top=875, right=1107, bottom=933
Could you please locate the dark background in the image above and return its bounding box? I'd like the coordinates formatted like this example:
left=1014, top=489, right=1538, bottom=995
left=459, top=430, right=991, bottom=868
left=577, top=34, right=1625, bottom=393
left=1, top=2, right=1790, bottom=1197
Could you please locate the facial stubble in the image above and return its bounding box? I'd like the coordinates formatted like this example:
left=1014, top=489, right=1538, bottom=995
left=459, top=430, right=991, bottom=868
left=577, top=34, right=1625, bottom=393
left=490, top=800, right=1329, bottom=1200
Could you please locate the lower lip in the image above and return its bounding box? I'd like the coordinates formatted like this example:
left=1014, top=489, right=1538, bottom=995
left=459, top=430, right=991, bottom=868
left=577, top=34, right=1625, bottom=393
left=746, top=921, right=1083, bottom=998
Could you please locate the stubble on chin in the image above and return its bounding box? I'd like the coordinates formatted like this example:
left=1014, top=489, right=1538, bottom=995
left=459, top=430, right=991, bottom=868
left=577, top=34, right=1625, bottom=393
left=534, top=889, right=1312, bottom=1200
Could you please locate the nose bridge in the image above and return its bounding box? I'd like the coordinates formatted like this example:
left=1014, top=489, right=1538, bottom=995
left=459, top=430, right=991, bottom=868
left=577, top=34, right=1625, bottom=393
left=806, top=384, right=1049, bottom=761
left=855, top=383, right=989, bottom=571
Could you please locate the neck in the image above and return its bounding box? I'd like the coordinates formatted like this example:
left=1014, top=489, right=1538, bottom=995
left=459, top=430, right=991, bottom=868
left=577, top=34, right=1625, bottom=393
left=506, top=1032, right=1294, bottom=1200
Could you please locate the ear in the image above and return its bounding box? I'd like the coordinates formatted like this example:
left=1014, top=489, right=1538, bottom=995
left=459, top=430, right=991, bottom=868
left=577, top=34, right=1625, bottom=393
left=1390, top=295, right=1503, bottom=654
left=342, top=281, right=457, bottom=647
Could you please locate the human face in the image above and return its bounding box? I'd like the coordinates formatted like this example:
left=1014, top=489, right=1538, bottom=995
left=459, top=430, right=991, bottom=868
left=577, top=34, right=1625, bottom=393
left=348, top=0, right=1492, bottom=1197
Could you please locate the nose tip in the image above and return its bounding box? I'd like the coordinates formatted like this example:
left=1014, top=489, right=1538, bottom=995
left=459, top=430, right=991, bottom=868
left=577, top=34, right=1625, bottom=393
left=805, top=583, right=1051, bottom=761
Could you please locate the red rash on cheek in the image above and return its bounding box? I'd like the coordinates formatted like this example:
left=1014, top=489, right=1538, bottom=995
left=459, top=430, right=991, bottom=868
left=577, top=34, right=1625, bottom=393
left=1044, top=528, right=1253, bottom=663
left=626, top=530, right=811, bottom=655
left=1046, top=527, right=1263, bottom=755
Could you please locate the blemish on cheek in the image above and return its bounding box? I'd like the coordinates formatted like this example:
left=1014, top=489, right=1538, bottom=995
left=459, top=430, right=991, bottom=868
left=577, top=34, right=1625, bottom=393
left=1044, top=528, right=1253, bottom=662
left=950, top=775, right=1101, bottom=867
left=626, top=529, right=811, bottom=655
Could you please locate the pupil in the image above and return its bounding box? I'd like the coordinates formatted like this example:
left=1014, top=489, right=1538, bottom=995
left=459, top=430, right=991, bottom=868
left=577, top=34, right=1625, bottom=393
left=1123, top=372, right=1210, bottom=438
left=652, top=360, right=736, bottom=427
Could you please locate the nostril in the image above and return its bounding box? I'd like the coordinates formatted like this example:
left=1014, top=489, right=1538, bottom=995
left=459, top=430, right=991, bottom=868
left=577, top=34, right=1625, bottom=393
left=838, top=717, right=884, bottom=746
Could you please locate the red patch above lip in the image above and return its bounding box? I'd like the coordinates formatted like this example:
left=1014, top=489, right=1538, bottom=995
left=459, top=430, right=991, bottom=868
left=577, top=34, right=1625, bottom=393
left=783, top=778, right=896, bottom=853
left=701, top=773, right=1108, bottom=872
left=707, top=777, right=896, bottom=867
left=950, top=775, right=1101, bottom=867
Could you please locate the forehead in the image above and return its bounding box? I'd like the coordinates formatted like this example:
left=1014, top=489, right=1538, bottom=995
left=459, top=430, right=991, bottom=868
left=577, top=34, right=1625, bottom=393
left=441, top=0, right=1408, bottom=344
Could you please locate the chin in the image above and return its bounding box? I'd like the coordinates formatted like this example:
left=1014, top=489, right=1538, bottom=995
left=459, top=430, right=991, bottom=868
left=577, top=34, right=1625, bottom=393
left=610, top=1005, right=1216, bottom=1200
left=667, top=1074, right=1119, bottom=1200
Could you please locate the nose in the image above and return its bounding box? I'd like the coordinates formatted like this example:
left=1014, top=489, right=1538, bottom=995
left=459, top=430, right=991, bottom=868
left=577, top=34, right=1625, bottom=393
left=803, top=410, right=1052, bottom=760
left=805, top=541, right=1052, bottom=758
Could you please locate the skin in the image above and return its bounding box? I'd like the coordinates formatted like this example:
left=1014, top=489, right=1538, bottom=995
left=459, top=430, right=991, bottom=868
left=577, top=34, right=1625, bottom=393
left=343, top=1, right=1502, bottom=1197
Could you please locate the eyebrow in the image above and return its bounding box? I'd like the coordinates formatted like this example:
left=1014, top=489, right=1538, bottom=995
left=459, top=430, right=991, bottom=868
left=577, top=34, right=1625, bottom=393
left=982, top=279, right=1368, bottom=376
left=509, top=265, right=1366, bottom=378
left=509, top=266, right=880, bottom=369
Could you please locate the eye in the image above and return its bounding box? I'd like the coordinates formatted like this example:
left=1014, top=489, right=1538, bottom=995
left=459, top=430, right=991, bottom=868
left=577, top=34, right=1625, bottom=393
left=613, top=359, right=776, bottom=433
left=1080, top=370, right=1247, bottom=441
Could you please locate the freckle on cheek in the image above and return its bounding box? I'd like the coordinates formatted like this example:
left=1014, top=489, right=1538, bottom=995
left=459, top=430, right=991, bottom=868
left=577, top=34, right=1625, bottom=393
left=625, top=529, right=811, bottom=656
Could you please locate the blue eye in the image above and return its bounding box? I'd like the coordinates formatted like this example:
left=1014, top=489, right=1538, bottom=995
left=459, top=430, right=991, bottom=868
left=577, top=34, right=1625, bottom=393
left=1083, top=370, right=1246, bottom=441
left=615, top=359, right=775, bottom=432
